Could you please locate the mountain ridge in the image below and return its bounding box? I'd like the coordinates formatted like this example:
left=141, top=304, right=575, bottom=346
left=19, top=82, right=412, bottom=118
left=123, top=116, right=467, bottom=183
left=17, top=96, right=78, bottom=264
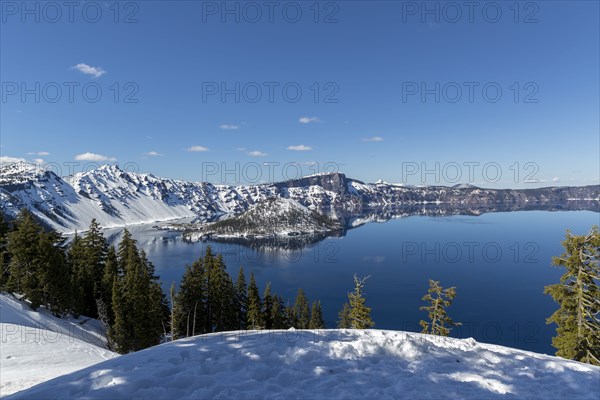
left=1, top=161, right=598, bottom=233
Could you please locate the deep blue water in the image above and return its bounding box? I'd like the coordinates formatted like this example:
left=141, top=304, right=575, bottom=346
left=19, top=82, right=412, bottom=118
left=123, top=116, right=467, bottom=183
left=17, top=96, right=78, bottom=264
left=108, top=210, right=599, bottom=355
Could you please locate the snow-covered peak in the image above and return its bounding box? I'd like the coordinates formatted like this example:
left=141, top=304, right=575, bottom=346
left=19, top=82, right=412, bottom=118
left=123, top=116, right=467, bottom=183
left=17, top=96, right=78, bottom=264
left=0, top=161, right=53, bottom=185
left=1, top=163, right=598, bottom=233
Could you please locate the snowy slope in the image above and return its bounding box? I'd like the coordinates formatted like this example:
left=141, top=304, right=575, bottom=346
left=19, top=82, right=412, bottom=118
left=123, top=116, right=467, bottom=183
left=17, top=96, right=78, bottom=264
left=0, top=293, right=117, bottom=397
left=6, top=329, right=599, bottom=400
left=1, top=161, right=598, bottom=233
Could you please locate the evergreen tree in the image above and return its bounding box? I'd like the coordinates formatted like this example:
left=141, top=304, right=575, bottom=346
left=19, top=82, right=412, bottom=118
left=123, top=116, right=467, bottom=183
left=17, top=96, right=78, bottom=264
left=246, top=273, right=263, bottom=329
left=109, top=231, right=166, bottom=353
left=294, top=288, right=311, bottom=329
left=337, top=302, right=351, bottom=329
left=170, top=282, right=176, bottom=341
left=545, top=227, right=600, bottom=366
left=271, top=294, right=287, bottom=329
left=81, top=219, right=108, bottom=298
left=173, top=257, right=206, bottom=338
left=309, top=300, right=325, bottom=329
left=6, top=209, right=45, bottom=309
left=38, top=231, right=71, bottom=315
left=67, top=233, right=86, bottom=316
left=100, top=246, right=119, bottom=325
left=347, top=275, right=374, bottom=329
left=419, top=279, right=460, bottom=336
left=284, top=302, right=297, bottom=329
left=208, top=253, right=234, bottom=332
left=234, top=266, right=248, bottom=330
left=262, top=282, right=274, bottom=329
left=110, top=276, right=130, bottom=352
left=202, top=247, right=215, bottom=332
left=69, top=219, right=109, bottom=318
left=0, top=211, right=10, bottom=288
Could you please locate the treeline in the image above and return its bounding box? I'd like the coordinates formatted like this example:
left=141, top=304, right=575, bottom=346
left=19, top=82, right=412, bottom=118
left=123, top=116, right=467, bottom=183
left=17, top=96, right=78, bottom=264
left=172, top=248, right=324, bottom=339
left=0, top=210, right=169, bottom=353
left=0, top=210, right=324, bottom=354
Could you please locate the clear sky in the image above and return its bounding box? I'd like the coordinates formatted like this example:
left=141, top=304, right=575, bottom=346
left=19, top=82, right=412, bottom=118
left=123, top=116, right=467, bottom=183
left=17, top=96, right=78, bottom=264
left=1, top=0, right=598, bottom=187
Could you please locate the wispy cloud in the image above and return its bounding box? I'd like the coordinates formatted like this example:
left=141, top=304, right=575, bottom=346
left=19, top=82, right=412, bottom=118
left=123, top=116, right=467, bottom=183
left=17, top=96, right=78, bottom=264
left=33, top=158, right=45, bottom=165
left=299, top=116, right=321, bottom=124
left=75, top=152, right=116, bottom=162
left=362, top=136, right=384, bottom=142
left=287, top=145, right=312, bottom=151
left=27, top=151, right=50, bottom=156
left=219, top=124, right=240, bottom=130
left=247, top=150, right=267, bottom=157
left=71, top=63, right=107, bottom=78
left=552, top=177, right=560, bottom=182
left=145, top=151, right=163, bottom=157
left=187, top=145, right=209, bottom=152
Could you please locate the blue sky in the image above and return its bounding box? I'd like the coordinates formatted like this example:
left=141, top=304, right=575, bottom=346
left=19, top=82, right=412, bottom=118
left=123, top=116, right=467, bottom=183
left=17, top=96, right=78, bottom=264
left=1, top=0, right=598, bottom=187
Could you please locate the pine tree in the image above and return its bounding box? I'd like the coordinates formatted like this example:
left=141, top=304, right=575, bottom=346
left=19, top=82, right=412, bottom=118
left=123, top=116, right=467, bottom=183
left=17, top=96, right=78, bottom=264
left=100, top=246, right=119, bottom=325
left=109, top=231, right=166, bottom=353
left=208, top=253, right=234, bottom=332
left=173, top=257, right=205, bottom=338
left=337, top=302, right=351, bottom=329
left=170, top=282, right=176, bottom=340
left=202, top=247, right=215, bottom=333
left=309, top=300, right=325, bottom=329
left=271, top=294, right=287, bottom=329
left=285, top=302, right=297, bottom=329
left=38, top=231, right=71, bottom=315
left=6, top=210, right=45, bottom=309
left=234, top=266, right=248, bottom=330
left=67, top=219, right=109, bottom=318
left=67, top=233, right=86, bottom=316
left=81, top=219, right=108, bottom=299
left=246, top=273, right=263, bottom=329
left=347, top=275, right=374, bottom=329
left=262, top=282, right=274, bottom=329
left=110, top=276, right=130, bottom=352
left=545, top=227, right=600, bottom=366
left=294, top=288, right=311, bottom=329
left=419, top=279, right=460, bottom=336
left=0, top=211, right=10, bottom=288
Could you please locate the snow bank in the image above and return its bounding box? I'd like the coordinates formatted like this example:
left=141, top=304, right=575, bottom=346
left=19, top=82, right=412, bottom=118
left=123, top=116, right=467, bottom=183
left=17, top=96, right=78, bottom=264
left=6, top=329, right=599, bottom=399
left=0, top=293, right=117, bottom=396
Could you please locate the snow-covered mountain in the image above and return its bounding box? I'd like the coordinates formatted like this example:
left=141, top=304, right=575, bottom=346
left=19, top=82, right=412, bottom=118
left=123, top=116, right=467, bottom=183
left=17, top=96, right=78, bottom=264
left=1, top=161, right=598, bottom=233
left=6, top=329, right=600, bottom=400
left=0, top=293, right=117, bottom=396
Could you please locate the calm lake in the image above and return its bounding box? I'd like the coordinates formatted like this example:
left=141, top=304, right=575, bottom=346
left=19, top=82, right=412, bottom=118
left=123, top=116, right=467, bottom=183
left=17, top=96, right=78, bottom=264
left=106, top=210, right=599, bottom=355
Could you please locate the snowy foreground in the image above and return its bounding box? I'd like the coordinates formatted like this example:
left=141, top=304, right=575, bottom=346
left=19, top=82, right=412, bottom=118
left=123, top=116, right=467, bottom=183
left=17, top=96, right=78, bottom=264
left=0, top=294, right=117, bottom=396
left=4, top=326, right=600, bottom=399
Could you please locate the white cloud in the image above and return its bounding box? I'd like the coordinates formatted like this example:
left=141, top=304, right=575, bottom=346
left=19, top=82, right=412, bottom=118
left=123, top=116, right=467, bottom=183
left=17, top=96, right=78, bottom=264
left=75, top=152, right=116, bottom=162
left=71, top=63, right=107, bottom=78
left=247, top=150, right=267, bottom=157
left=33, top=158, right=45, bottom=165
left=27, top=151, right=50, bottom=156
left=145, top=151, right=163, bottom=157
left=287, top=145, right=312, bottom=151
left=219, top=124, right=239, bottom=130
left=552, top=177, right=560, bottom=182
left=299, top=116, right=321, bottom=124
left=0, top=156, right=26, bottom=165
left=362, top=136, right=384, bottom=142
left=187, top=146, right=209, bottom=152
